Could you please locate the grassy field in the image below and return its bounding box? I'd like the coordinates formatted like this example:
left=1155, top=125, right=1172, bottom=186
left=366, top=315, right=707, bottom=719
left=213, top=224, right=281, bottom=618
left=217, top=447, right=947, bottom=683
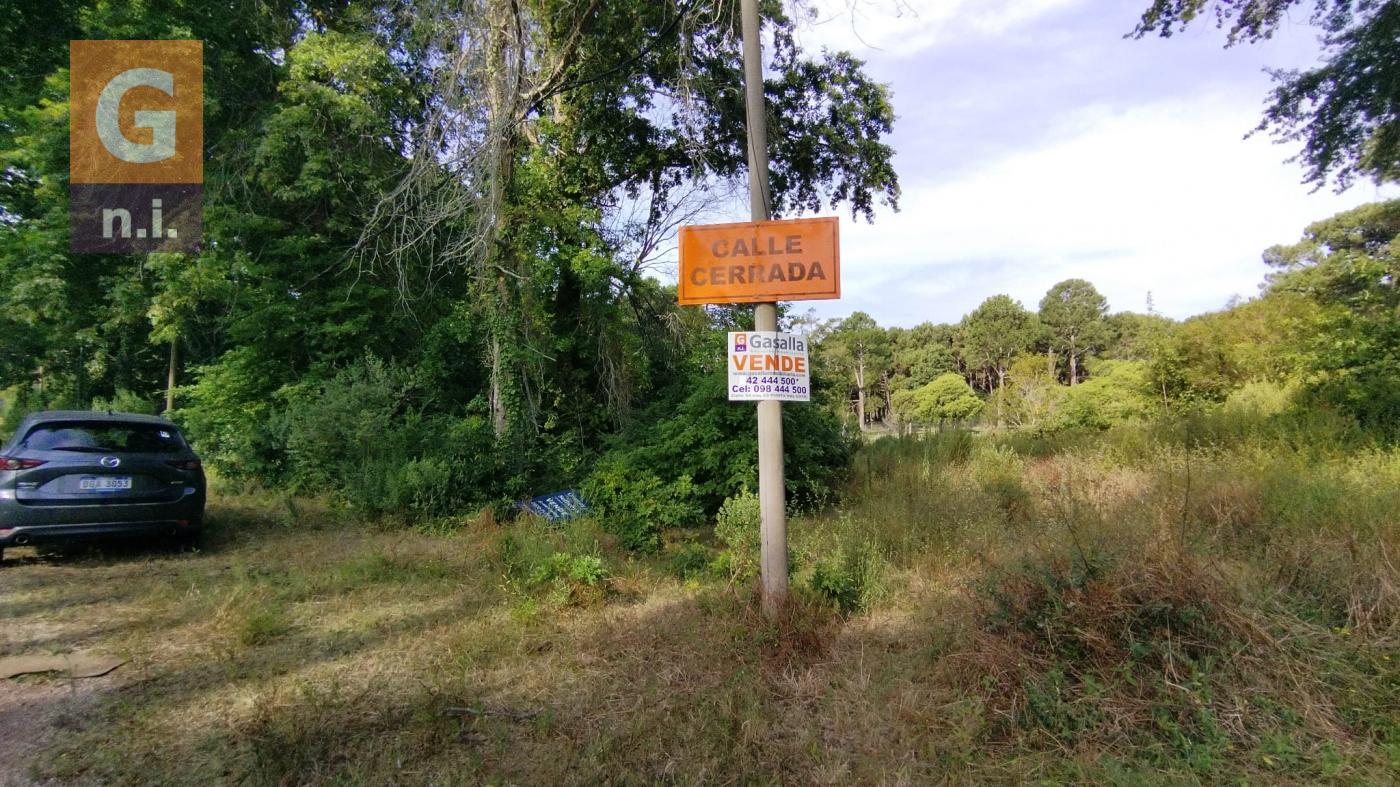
left=2, top=418, right=1397, bottom=785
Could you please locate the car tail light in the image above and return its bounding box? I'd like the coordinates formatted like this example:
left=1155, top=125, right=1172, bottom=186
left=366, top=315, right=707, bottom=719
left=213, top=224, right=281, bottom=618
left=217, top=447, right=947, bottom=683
left=167, top=459, right=202, bottom=471
left=0, top=457, right=45, bottom=471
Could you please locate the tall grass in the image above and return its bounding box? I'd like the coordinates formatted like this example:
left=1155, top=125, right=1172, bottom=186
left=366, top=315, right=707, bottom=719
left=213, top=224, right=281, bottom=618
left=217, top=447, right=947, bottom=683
left=839, top=413, right=1398, bottom=625
left=11, top=410, right=1397, bottom=784
left=787, top=414, right=1398, bottom=779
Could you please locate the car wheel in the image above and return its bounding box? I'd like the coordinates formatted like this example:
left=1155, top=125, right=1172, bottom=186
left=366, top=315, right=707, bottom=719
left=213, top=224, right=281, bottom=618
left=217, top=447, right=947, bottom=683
left=172, top=530, right=201, bottom=552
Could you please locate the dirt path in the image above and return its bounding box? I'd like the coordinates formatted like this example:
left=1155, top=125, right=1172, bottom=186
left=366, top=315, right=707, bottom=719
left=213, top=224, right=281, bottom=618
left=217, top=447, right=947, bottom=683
left=0, top=676, right=115, bottom=786
left=0, top=551, right=128, bottom=785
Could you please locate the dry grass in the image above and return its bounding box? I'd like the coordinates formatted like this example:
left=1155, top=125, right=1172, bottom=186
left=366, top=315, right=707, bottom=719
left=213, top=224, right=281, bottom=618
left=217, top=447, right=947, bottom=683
left=1, top=426, right=1397, bottom=784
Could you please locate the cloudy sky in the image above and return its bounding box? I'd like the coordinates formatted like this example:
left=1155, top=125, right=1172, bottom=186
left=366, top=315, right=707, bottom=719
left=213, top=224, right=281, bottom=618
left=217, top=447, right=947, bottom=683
left=696, top=0, right=1396, bottom=326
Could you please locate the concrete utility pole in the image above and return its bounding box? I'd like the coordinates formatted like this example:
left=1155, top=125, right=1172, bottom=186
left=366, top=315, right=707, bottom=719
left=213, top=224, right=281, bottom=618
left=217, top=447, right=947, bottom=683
left=740, top=0, right=787, bottom=617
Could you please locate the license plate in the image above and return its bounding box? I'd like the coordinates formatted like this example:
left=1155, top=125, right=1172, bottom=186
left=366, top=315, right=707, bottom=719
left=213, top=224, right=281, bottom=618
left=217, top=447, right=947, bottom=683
left=79, top=476, right=132, bottom=492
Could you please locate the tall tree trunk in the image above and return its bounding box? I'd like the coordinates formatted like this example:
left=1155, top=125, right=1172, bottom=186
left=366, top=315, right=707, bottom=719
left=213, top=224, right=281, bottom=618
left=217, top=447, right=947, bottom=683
left=489, top=331, right=507, bottom=438
left=1068, top=334, right=1079, bottom=386
left=996, top=366, right=1006, bottom=428
left=882, top=373, right=895, bottom=430
left=481, top=0, right=525, bottom=441
left=854, top=357, right=866, bottom=429
left=165, top=338, right=178, bottom=413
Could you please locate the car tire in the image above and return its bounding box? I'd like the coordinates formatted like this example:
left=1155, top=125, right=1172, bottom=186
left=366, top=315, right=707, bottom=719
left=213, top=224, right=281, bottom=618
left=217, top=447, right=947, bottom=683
left=173, top=529, right=201, bottom=552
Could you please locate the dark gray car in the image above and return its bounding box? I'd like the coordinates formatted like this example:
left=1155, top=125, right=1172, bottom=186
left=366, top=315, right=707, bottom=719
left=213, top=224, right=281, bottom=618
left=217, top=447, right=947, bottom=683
left=0, top=411, right=206, bottom=560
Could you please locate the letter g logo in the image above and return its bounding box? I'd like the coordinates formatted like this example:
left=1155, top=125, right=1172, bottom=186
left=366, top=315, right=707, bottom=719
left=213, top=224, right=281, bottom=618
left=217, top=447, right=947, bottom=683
left=95, top=68, right=176, bottom=164
left=69, top=40, right=204, bottom=253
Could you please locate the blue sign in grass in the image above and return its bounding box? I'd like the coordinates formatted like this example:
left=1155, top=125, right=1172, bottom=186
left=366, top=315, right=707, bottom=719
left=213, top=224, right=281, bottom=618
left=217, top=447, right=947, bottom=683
left=519, top=490, right=589, bottom=522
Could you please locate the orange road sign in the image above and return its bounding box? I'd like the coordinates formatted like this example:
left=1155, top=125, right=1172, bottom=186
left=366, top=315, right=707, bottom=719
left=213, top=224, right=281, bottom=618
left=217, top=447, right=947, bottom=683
left=678, top=216, right=840, bottom=305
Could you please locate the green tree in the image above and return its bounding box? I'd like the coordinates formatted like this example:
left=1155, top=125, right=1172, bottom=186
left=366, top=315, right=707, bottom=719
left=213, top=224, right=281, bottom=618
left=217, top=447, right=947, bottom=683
left=822, top=312, right=892, bottom=429
left=1264, top=199, right=1400, bottom=430
left=888, top=322, right=958, bottom=389
left=1003, top=353, right=1066, bottom=430
left=961, top=295, right=1037, bottom=426
left=1143, top=292, right=1316, bottom=408
left=1103, top=311, right=1174, bottom=361
left=1039, top=278, right=1109, bottom=386
left=1133, top=0, right=1400, bottom=189
left=891, top=372, right=983, bottom=426
left=1057, top=359, right=1155, bottom=429
left=883, top=322, right=958, bottom=430
left=0, top=0, right=326, bottom=416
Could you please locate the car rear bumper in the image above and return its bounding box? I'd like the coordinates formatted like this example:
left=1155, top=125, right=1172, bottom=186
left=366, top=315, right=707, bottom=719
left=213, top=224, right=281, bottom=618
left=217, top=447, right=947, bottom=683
left=0, top=487, right=204, bottom=547
left=0, top=518, right=201, bottom=547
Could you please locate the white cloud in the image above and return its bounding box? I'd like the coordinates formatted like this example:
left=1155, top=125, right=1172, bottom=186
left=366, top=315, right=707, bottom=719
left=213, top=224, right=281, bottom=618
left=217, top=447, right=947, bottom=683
left=818, top=91, right=1396, bottom=324
left=796, top=0, right=1086, bottom=57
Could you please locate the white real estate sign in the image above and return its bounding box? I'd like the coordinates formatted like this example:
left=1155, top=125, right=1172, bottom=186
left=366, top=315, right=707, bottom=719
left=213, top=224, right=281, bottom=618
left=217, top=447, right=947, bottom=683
left=727, top=331, right=810, bottom=402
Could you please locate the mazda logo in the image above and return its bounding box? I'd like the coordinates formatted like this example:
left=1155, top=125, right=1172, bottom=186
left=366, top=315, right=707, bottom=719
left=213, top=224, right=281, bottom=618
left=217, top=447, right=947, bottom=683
left=100, top=456, right=121, bottom=468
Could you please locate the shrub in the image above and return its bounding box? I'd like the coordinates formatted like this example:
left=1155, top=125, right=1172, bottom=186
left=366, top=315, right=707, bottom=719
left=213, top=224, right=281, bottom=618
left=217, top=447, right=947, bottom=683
left=1148, top=401, right=1364, bottom=456
left=1055, top=359, right=1154, bottom=429
left=713, top=490, right=761, bottom=580
left=589, top=352, right=853, bottom=523
left=498, top=517, right=614, bottom=606
left=179, top=346, right=288, bottom=478
left=891, top=372, right=984, bottom=426
left=385, top=456, right=454, bottom=515
left=994, top=427, right=1094, bottom=458
left=90, top=388, right=160, bottom=415
left=583, top=455, right=702, bottom=552
left=855, top=429, right=974, bottom=489
left=527, top=552, right=608, bottom=587
left=1222, top=379, right=1298, bottom=418
left=809, top=537, right=884, bottom=614
left=666, top=540, right=713, bottom=579
left=278, top=356, right=497, bottom=517
left=518, top=550, right=610, bottom=606
left=932, top=428, right=976, bottom=464
left=982, top=475, right=1035, bottom=526
left=966, top=444, right=1035, bottom=526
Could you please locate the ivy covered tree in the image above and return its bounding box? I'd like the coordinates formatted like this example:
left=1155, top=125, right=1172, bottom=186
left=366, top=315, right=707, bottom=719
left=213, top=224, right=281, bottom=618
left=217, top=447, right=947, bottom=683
left=356, top=0, right=900, bottom=452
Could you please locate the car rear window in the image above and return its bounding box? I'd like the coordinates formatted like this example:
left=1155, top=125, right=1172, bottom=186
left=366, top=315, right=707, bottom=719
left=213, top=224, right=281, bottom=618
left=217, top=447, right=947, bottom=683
left=21, top=423, right=187, bottom=454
